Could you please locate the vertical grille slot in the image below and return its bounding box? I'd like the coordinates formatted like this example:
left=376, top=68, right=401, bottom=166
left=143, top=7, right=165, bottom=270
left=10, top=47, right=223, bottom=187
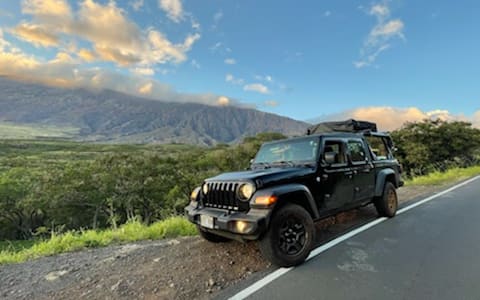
left=202, top=181, right=245, bottom=211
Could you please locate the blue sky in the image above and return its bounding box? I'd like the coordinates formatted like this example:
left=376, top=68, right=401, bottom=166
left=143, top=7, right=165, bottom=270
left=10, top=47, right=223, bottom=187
left=0, top=0, right=479, bottom=129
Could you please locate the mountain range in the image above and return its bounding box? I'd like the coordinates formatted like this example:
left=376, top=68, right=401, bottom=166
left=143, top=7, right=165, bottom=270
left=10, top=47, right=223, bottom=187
left=0, top=77, right=308, bottom=145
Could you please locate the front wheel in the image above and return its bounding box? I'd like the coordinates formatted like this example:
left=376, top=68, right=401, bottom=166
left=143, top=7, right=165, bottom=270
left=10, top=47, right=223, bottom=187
left=258, top=204, right=315, bottom=267
left=374, top=182, right=398, bottom=217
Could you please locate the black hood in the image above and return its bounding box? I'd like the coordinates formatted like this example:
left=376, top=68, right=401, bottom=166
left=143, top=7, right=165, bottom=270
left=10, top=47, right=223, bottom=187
left=206, top=167, right=316, bottom=187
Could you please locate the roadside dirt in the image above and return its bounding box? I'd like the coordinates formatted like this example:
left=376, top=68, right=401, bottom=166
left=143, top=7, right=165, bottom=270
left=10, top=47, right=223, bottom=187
left=0, top=183, right=453, bottom=300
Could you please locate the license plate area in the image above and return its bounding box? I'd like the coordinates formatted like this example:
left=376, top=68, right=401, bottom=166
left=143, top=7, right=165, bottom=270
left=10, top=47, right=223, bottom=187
left=200, top=215, right=215, bottom=229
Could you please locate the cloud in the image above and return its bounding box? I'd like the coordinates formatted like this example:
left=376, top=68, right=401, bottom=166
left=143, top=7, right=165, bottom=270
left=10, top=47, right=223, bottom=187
left=131, top=67, right=155, bottom=76
left=225, top=73, right=244, bottom=85
left=217, top=96, right=230, bottom=106
left=14, top=0, right=200, bottom=69
left=317, top=106, right=480, bottom=131
left=264, top=100, right=279, bottom=107
left=191, top=59, right=200, bottom=69
left=214, top=11, right=223, bottom=23
left=50, top=52, right=74, bottom=63
left=370, top=4, right=389, bottom=17
left=159, top=0, right=184, bottom=22
left=324, top=11, right=332, bottom=17
left=224, top=58, right=236, bottom=65
left=0, top=39, right=251, bottom=107
left=473, top=111, right=480, bottom=128
left=254, top=74, right=274, bottom=83
left=244, top=83, right=270, bottom=94
left=22, top=0, right=72, bottom=21
left=355, top=2, right=405, bottom=68
left=129, top=0, right=144, bottom=11
left=78, top=48, right=96, bottom=62
left=12, top=23, right=59, bottom=47
left=138, top=81, right=153, bottom=94
left=212, top=10, right=223, bottom=30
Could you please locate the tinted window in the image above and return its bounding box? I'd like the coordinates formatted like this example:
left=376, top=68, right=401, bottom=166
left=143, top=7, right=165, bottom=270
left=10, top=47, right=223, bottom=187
left=348, top=140, right=366, bottom=162
left=323, top=140, right=347, bottom=164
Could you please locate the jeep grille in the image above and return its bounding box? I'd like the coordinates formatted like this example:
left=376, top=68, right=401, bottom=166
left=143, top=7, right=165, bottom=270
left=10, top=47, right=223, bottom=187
left=202, top=182, right=248, bottom=211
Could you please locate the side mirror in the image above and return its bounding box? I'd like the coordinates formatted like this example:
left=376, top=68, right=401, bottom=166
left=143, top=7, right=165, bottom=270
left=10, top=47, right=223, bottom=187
left=324, top=152, right=337, bottom=165
left=249, top=158, right=254, bottom=164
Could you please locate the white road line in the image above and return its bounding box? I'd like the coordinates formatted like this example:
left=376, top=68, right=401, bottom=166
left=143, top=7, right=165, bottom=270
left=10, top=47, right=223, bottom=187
left=228, top=175, right=480, bottom=300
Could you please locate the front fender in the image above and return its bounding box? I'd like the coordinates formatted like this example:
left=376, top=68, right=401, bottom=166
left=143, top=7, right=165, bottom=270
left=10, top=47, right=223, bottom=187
left=375, top=169, right=396, bottom=197
left=251, top=183, right=320, bottom=221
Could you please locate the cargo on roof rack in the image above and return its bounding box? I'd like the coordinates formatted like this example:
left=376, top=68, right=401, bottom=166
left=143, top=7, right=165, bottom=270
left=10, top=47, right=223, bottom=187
left=306, top=119, right=377, bottom=135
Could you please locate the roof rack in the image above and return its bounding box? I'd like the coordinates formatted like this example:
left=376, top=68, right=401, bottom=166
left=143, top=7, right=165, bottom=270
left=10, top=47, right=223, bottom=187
left=306, top=119, right=377, bottom=135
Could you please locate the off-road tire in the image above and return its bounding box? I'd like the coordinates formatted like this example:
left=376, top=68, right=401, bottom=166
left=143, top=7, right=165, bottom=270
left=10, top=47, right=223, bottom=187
left=374, top=181, right=398, bottom=217
left=258, top=204, right=315, bottom=267
left=197, top=226, right=231, bottom=243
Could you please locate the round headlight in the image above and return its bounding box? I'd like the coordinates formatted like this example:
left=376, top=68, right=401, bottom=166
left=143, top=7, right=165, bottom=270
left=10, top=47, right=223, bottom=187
left=238, top=183, right=255, bottom=200
left=202, top=183, right=209, bottom=194
left=190, top=187, right=200, bottom=201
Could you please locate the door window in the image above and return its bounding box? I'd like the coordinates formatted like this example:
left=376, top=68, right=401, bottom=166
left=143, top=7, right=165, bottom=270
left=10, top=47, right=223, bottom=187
left=323, top=140, right=347, bottom=165
left=348, top=140, right=366, bottom=162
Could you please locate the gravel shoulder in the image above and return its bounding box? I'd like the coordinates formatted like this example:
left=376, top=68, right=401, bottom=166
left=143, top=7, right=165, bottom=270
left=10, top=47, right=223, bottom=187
left=0, top=182, right=457, bottom=300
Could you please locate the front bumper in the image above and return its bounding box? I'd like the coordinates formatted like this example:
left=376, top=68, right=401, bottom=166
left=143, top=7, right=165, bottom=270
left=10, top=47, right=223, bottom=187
left=185, top=205, right=270, bottom=241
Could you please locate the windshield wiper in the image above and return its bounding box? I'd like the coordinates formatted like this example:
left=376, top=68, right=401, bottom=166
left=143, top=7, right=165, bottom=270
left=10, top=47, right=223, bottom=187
left=272, top=160, right=295, bottom=167
left=252, top=162, right=271, bottom=169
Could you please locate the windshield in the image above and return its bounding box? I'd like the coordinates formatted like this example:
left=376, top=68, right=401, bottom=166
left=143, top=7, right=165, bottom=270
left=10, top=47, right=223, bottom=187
left=253, top=137, right=320, bottom=165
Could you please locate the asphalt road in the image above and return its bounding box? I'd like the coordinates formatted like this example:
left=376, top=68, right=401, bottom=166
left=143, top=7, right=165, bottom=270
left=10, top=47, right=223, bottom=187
left=242, top=177, right=480, bottom=300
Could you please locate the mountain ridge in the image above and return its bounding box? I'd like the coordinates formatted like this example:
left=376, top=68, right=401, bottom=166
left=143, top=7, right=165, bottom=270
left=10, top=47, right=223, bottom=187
left=0, top=77, right=308, bottom=145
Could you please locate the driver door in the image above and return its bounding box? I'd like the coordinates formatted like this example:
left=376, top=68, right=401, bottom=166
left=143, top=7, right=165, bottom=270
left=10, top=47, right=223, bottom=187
left=317, top=139, right=355, bottom=211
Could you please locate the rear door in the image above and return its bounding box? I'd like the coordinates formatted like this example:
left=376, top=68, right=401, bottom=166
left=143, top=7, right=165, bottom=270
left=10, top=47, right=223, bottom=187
left=317, top=139, right=355, bottom=210
left=347, top=139, right=375, bottom=202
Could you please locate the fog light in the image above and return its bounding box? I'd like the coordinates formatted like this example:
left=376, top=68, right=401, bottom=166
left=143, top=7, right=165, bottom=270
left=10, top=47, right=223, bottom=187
left=233, top=221, right=254, bottom=234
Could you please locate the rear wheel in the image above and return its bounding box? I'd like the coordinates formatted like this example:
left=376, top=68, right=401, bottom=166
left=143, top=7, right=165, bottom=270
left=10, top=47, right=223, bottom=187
left=197, top=226, right=231, bottom=243
left=374, top=182, right=398, bottom=217
left=258, top=204, right=315, bottom=267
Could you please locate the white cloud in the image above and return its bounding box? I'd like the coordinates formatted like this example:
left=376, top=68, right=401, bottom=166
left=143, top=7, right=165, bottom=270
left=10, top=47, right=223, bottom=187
left=212, top=10, right=223, bottom=30
left=13, top=0, right=200, bottom=69
left=159, top=0, right=183, bottom=22
left=255, top=74, right=274, bottom=83
left=318, top=106, right=480, bottom=131
left=355, top=2, right=405, bottom=68
left=217, top=96, right=230, bottom=106
left=132, top=67, right=155, bottom=76
left=129, top=0, right=144, bottom=11
left=370, top=4, right=389, bottom=18
left=78, top=48, right=96, bottom=62
left=224, top=58, right=236, bottom=65
left=473, top=111, right=480, bottom=128
left=244, top=83, right=270, bottom=94
left=225, top=73, right=244, bottom=85
left=214, top=11, right=223, bottom=23
left=12, top=23, right=59, bottom=47
left=191, top=59, right=200, bottom=69
left=264, top=100, right=279, bottom=107
left=138, top=81, right=153, bottom=94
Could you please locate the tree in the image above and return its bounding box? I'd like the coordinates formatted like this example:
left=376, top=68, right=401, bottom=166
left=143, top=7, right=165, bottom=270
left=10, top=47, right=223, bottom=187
left=391, top=119, right=480, bottom=176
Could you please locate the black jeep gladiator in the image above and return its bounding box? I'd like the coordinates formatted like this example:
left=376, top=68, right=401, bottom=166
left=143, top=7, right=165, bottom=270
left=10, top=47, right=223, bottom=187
left=185, top=120, right=403, bottom=267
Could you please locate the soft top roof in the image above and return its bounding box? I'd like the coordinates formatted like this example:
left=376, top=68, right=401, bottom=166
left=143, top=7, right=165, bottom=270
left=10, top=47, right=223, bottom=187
left=306, top=119, right=377, bottom=135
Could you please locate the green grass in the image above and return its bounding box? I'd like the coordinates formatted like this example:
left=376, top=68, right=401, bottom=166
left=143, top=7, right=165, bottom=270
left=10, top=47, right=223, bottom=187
left=0, top=122, right=79, bottom=139
left=0, top=216, right=197, bottom=265
left=406, top=165, right=480, bottom=186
